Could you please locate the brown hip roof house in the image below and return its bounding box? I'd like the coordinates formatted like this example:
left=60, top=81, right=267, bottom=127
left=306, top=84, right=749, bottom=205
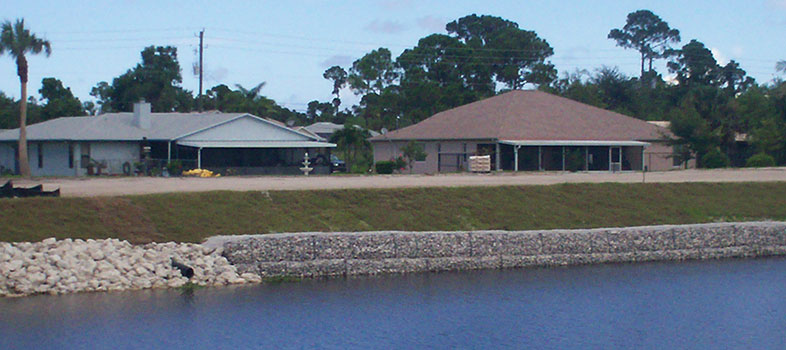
left=370, top=90, right=680, bottom=173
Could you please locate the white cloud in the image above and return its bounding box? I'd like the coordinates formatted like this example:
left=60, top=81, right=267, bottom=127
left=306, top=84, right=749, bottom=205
left=378, top=0, right=413, bottom=10
left=206, top=67, right=228, bottom=82
left=364, top=19, right=406, bottom=34
left=415, top=16, right=447, bottom=32
left=711, top=48, right=729, bottom=65
left=320, top=55, right=354, bottom=69
left=767, top=0, right=786, bottom=9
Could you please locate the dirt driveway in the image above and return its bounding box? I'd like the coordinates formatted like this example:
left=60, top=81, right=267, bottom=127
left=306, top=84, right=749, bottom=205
left=4, top=168, right=786, bottom=198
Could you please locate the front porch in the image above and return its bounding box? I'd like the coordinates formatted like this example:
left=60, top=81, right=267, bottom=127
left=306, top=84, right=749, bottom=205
left=497, top=140, right=648, bottom=172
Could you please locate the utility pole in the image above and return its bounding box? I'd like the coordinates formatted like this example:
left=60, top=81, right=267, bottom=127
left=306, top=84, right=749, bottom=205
left=198, top=29, right=204, bottom=112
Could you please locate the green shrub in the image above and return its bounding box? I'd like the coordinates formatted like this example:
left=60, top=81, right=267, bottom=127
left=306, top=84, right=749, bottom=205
left=701, top=149, right=730, bottom=169
left=746, top=153, right=776, bottom=168
left=375, top=161, right=395, bottom=174
left=350, top=164, right=369, bottom=174
left=167, top=160, right=183, bottom=176
left=394, top=156, right=407, bottom=171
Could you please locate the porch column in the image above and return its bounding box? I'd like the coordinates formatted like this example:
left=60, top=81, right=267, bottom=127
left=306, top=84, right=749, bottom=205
left=495, top=143, right=501, bottom=171
left=514, top=145, right=521, bottom=172
left=167, top=141, right=171, bottom=164
left=538, top=146, right=542, bottom=171
left=197, top=147, right=203, bottom=169
left=608, top=147, right=612, bottom=172
left=561, top=146, right=566, bottom=171
left=73, top=142, right=80, bottom=176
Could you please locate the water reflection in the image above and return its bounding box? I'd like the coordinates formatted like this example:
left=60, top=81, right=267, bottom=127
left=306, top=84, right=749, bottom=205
left=2, top=257, right=785, bottom=349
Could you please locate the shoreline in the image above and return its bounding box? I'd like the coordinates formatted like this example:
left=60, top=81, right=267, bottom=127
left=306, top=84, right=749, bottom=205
left=2, top=221, right=784, bottom=297
left=0, top=239, right=258, bottom=297
left=221, top=222, right=786, bottom=278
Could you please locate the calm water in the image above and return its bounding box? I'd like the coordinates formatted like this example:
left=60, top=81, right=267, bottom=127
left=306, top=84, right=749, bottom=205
left=2, top=257, right=785, bottom=349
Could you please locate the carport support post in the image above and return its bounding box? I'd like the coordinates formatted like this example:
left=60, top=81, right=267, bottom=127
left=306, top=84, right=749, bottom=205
left=495, top=143, right=501, bottom=171
left=538, top=146, right=542, bottom=171
left=197, top=147, right=203, bottom=169
left=514, top=145, right=520, bottom=172
left=167, top=141, right=171, bottom=164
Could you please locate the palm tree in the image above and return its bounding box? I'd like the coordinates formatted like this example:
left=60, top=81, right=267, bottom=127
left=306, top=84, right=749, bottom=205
left=235, top=82, right=276, bottom=116
left=777, top=60, right=786, bottom=74
left=329, top=126, right=370, bottom=172
left=0, top=19, right=51, bottom=177
left=235, top=82, right=267, bottom=100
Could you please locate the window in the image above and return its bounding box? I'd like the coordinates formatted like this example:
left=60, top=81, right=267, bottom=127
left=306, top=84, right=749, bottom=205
left=37, top=143, right=43, bottom=168
left=416, top=143, right=427, bottom=161
left=68, top=144, right=74, bottom=169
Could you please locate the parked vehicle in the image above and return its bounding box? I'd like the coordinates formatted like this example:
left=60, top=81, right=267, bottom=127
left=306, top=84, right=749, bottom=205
left=330, top=155, right=346, bottom=173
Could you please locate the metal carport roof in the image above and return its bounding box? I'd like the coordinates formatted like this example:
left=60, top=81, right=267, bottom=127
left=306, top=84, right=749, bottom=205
left=500, top=140, right=650, bottom=147
left=177, top=140, right=336, bottom=148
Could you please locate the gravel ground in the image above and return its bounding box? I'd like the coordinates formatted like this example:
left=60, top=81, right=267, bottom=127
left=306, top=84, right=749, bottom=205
left=3, top=167, right=786, bottom=198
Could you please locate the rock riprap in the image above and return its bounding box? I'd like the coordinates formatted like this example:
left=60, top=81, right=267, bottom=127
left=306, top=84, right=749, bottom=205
left=0, top=238, right=260, bottom=297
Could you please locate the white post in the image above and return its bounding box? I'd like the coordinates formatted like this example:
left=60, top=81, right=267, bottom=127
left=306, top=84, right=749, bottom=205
left=514, top=145, right=520, bottom=172
left=197, top=147, right=202, bottom=169
left=538, top=146, right=542, bottom=171
left=608, top=147, right=612, bottom=172
left=495, top=143, right=501, bottom=171
left=167, top=141, right=171, bottom=164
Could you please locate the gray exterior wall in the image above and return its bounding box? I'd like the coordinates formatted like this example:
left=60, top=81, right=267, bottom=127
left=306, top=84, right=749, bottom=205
left=0, top=141, right=141, bottom=177
left=181, top=116, right=311, bottom=142
left=88, top=142, right=140, bottom=175
left=29, top=142, right=75, bottom=177
left=0, top=143, right=14, bottom=174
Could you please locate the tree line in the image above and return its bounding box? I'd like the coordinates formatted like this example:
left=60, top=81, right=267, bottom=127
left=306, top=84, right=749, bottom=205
left=3, top=12, right=786, bottom=176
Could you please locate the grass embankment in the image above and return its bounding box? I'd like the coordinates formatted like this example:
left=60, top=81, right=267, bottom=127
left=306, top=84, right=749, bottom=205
left=1, top=182, right=785, bottom=243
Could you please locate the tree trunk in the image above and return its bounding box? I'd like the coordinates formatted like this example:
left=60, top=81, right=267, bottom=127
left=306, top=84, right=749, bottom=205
left=640, top=52, right=645, bottom=78
left=18, top=80, right=31, bottom=177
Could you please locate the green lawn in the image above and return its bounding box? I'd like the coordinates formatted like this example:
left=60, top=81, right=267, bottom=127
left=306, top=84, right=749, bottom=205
left=1, top=182, right=785, bottom=243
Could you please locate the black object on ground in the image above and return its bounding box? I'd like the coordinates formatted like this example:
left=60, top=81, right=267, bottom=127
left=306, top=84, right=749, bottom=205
left=0, top=181, right=12, bottom=198
left=0, top=180, right=60, bottom=198
left=171, top=258, right=195, bottom=279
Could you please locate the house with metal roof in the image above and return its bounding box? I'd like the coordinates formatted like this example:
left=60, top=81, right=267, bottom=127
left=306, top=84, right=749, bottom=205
left=0, top=101, right=335, bottom=176
left=303, top=122, right=381, bottom=141
left=370, top=90, right=682, bottom=174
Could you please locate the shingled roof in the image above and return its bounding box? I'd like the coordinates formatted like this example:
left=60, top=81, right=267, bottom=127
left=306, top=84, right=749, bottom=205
left=370, top=90, right=668, bottom=142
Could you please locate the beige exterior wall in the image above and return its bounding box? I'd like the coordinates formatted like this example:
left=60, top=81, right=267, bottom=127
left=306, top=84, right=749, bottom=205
left=644, top=141, right=694, bottom=171
left=372, top=140, right=481, bottom=174
left=374, top=139, right=694, bottom=174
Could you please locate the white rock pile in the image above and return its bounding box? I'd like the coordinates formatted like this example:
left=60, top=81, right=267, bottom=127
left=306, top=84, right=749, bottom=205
left=0, top=238, right=263, bottom=297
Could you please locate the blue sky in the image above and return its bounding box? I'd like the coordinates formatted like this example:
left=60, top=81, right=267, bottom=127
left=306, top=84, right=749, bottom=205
left=2, top=0, right=785, bottom=112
